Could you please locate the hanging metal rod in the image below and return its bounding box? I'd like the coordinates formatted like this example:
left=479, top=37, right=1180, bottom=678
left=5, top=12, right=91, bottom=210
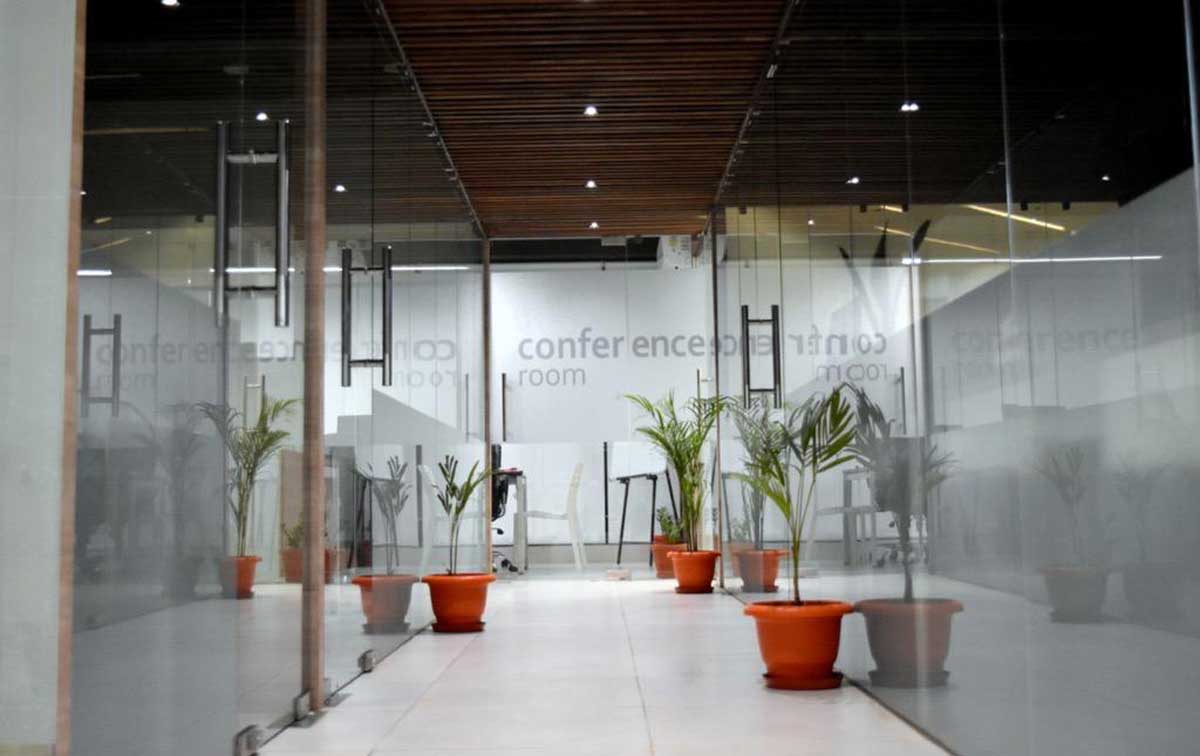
left=705, top=0, right=805, bottom=236
left=366, top=0, right=487, bottom=240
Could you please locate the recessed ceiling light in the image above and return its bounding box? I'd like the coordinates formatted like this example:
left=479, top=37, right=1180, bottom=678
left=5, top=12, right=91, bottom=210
left=161, top=0, right=180, bottom=6
left=589, top=221, right=600, bottom=230
left=256, top=111, right=268, bottom=122
left=846, top=176, right=861, bottom=185
left=1101, top=174, right=1111, bottom=182
left=900, top=101, right=920, bottom=113
left=80, top=189, right=87, bottom=196
left=807, top=218, right=815, bottom=226
left=334, top=184, right=346, bottom=193
left=583, top=105, right=598, bottom=117
left=93, top=216, right=112, bottom=224
left=585, top=179, right=597, bottom=189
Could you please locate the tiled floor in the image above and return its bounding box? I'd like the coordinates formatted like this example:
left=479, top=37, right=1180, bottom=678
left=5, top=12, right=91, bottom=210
left=261, top=577, right=945, bottom=756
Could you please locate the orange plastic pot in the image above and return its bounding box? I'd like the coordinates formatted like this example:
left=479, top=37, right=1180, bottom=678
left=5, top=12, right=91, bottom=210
left=423, top=573, right=496, bottom=632
left=735, top=549, right=786, bottom=593
left=353, top=574, right=418, bottom=633
left=744, top=600, right=854, bottom=689
left=651, top=541, right=684, bottom=579
left=280, top=548, right=303, bottom=583
left=219, top=556, right=261, bottom=599
left=668, top=550, right=719, bottom=593
left=1041, top=565, right=1108, bottom=622
left=855, top=598, right=963, bottom=688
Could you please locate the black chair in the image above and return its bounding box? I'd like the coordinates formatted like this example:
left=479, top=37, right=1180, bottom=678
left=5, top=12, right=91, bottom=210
left=491, top=443, right=518, bottom=572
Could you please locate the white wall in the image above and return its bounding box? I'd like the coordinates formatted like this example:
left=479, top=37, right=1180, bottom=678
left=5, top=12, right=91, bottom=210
left=0, top=0, right=76, bottom=746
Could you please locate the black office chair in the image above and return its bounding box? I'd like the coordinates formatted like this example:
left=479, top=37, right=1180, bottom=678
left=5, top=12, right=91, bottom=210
left=491, top=443, right=518, bottom=572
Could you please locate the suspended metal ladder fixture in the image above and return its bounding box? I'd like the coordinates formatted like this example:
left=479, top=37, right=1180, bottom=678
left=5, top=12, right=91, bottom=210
left=80, top=313, right=121, bottom=418
left=213, top=119, right=291, bottom=328
left=741, top=304, right=782, bottom=408
left=340, top=245, right=393, bottom=387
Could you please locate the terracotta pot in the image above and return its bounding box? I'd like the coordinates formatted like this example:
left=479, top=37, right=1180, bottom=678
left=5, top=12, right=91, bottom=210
left=352, top=574, right=418, bottom=633
left=668, top=550, right=719, bottom=594
left=745, top=600, right=854, bottom=689
left=736, top=549, right=786, bottom=593
left=280, top=548, right=303, bottom=583
left=855, top=598, right=963, bottom=688
left=651, top=541, right=684, bottom=578
left=1122, top=563, right=1184, bottom=618
left=1041, top=565, right=1108, bottom=622
left=652, top=535, right=669, bottom=544
left=726, top=541, right=753, bottom=576
left=423, top=573, right=496, bottom=632
left=219, top=556, right=261, bottom=599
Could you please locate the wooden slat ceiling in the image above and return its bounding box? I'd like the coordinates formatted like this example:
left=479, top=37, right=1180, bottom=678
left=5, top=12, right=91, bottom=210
left=382, top=0, right=788, bottom=238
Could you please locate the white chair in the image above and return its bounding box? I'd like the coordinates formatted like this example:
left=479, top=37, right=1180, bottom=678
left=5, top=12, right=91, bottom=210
left=804, top=467, right=878, bottom=569
left=515, top=462, right=586, bottom=572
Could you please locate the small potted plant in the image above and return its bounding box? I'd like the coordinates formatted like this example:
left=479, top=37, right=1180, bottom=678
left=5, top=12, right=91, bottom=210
left=726, top=515, right=754, bottom=578
left=1035, top=445, right=1108, bottom=622
left=736, top=387, right=857, bottom=689
left=652, top=506, right=684, bottom=579
left=353, top=457, right=419, bottom=633
left=280, top=522, right=304, bottom=583
left=729, top=402, right=789, bottom=592
left=1113, top=459, right=1181, bottom=618
left=849, top=387, right=961, bottom=688
left=627, top=393, right=726, bottom=593
left=422, top=455, right=495, bottom=632
left=135, top=403, right=207, bottom=599
left=199, top=396, right=297, bottom=599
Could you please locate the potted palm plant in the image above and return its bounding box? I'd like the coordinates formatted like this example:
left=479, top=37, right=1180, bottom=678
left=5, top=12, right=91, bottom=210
left=729, top=402, right=789, bottom=592
left=1113, top=459, right=1180, bottom=618
left=199, top=396, right=297, bottom=599
left=652, top=506, right=684, bottom=579
left=1035, top=445, right=1108, bottom=622
left=627, top=393, right=726, bottom=593
left=422, top=455, right=495, bottom=632
left=135, top=404, right=207, bottom=599
left=280, top=522, right=304, bottom=583
left=736, top=387, right=857, bottom=689
left=353, top=457, right=419, bottom=633
left=849, top=388, right=960, bottom=687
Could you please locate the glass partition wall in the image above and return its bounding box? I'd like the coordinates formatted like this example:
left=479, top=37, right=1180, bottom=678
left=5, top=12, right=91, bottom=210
left=715, top=1, right=1200, bottom=754
left=73, top=2, right=306, bottom=752
left=321, top=1, right=487, bottom=697
left=489, top=236, right=719, bottom=576
left=68, top=1, right=487, bottom=752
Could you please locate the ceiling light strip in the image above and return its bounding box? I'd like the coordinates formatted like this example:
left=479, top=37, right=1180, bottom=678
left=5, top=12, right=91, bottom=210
left=965, top=204, right=1067, bottom=232
left=874, top=225, right=999, bottom=255
left=900, top=255, right=1162, bottom=265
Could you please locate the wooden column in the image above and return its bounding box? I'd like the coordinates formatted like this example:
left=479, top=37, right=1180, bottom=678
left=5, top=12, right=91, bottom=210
left=481, top=238, right=494, bottom=570
left=301, top=0, right=327, bottom=712
left=56, top=0, right=88, bottom=749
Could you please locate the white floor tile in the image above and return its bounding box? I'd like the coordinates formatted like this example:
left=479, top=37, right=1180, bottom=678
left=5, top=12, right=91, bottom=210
left=262, top=578, right=940, bottom=755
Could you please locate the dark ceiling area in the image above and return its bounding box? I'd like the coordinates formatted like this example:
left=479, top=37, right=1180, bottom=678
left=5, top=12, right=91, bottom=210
left=82, top=0, right=474, bottom=233
left=722, top=0, right=1195, bottom=210
left=80, top=0, right=1197, bottom=247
